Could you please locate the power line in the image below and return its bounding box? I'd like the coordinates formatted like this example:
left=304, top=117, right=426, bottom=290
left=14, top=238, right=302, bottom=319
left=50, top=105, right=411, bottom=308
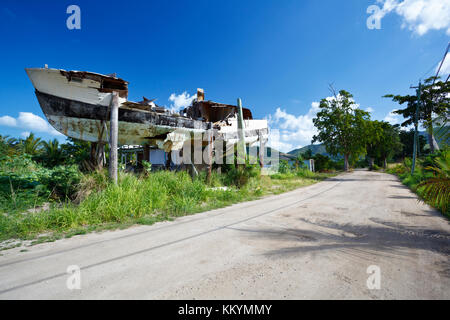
left=417, top=42, right=450, bottom=83
left=419, top=58, right=443, bottom=80
left=432, top=42, right=450, bottom=85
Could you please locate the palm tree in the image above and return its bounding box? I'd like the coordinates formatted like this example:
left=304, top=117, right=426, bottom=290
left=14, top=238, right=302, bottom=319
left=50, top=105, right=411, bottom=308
left=418, top=150, right=450, bottom=213
left=41, top=138, right=64, bottom=167
left=434, top=114, right=449, bottom=149
left=20, top=133, right=42, bottom=155
left=0, top=134, right=18, bottom=146
left=0, top=134, right=20, bottom=156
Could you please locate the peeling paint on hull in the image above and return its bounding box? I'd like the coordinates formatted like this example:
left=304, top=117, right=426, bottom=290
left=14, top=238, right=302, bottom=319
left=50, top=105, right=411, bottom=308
left=26, top=67, right=269, bottom=150
left=37, top=90, right=207, bottom=146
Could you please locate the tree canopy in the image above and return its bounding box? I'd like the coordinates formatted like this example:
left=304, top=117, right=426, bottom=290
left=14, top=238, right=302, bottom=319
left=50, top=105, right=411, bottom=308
left=312, top=89, right=370, bottom=171
left=384, top=76, right=449, bottom=152
left=366, top=121, right=403, bottom=168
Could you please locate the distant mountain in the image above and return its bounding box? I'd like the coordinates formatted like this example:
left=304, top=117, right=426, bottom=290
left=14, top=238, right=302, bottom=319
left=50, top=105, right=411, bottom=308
left=287, top=127, right=448, bottom=159
left=288, top=144, right=329, bottom=157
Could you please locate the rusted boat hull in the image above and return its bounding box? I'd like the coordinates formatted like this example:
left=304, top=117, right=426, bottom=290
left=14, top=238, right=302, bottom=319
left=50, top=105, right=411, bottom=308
left=36, top=90, right=207, bottom=145
left=26, top=67, right=269, bottom=150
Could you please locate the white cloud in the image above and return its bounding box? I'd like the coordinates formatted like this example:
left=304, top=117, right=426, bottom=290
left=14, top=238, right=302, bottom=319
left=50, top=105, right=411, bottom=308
left=17, top=112, right=53, bottom=132
left=383, top=109, right=418, bottom=130
left=168, top=91, right=197, bottom=112
left=267, top=95, right=365, bottom=152
left=20, top=131, right=30, bottom=138
left=0, top=115, right=17, bottom=127
left=377, top=0, right=450, bottom=35
left=267, top=102, right=320, bottom=152
left=0, top=112, right=62, bottom=136
left=366, top=107, right=375, bottom=113
left=384, top=109, right=402, bottom=125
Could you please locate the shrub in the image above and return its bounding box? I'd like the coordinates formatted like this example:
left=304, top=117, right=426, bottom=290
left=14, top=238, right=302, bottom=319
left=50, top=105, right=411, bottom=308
left=418, top=150, right=449, bottom=213
left=74, top=169, right=109, bottom=203
left=313, top=154, right=335, bottom=172
left=388, top=164, right=408, bottom=175
left=0, top=156, right=82, bottom=201
left=278, top=160, right=292, bottom=174
left=40, top=165, right=82, bottom=200
left=141, top=160, right=152, bottom=176
left=388, top=151, right=449, bottom=216
left=371, top=164, right=381, bottom=171
left=296, top=168, right=315, bottom=178
left=221, top=163, right=261, bottom=188
left=403, top=157, right=412, bottom=170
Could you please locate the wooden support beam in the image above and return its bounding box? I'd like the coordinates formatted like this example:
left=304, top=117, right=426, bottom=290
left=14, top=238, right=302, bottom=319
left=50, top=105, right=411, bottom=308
left=109, top=92, right=119, bottom=183
left=90, top=142, right=97, bottom=169
left=143, top=144, right=150, bottom=162
left=97, top=142, right=105, bottom=170
left=165, top=151, right=172, bottom=170
left=90, top=141, right=105, bottom=170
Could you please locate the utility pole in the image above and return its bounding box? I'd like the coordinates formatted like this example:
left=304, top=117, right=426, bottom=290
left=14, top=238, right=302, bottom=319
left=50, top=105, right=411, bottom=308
left=411, top=82, right=421, bottom=175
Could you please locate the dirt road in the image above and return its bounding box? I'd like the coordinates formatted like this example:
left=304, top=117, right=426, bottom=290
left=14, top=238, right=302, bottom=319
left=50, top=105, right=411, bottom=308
left=0, top=170, right=449, bottom=299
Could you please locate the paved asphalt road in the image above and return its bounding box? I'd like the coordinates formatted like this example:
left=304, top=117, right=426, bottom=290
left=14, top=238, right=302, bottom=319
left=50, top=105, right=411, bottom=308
left=0, top=170, right=449, bottom=299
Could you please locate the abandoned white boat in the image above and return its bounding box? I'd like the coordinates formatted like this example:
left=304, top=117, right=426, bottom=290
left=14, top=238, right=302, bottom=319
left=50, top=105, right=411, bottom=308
left=25, top=67, right=268, bottom=152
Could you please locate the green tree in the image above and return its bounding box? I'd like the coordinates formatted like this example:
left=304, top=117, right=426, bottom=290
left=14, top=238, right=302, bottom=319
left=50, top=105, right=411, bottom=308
left=41, top=139, right=64, bottom=167
left=312, top=154, right=333, bottom=172
left=302, top=148, right=313, bottom=159
left=377, top=122, right=403, bottom=168
left=433, top=114, right=449, bottom=149
left=294, top=154, right=304, bottom=170
left=19, top=132, right=42, bottom=155
left=384, top=77, right=449, bottom=153
left=0, top=135, right=19, bottom=158
left=366, top=121, right=403, bottom=168
left=61, top=138, right=93, bottom=170
left=418, top=150, right=450, bottom=213
left=312, top=89, right=370, bottom=171
left=366, top=121, right=384, bottom=169
left=396, top=129, right=427, bottom=160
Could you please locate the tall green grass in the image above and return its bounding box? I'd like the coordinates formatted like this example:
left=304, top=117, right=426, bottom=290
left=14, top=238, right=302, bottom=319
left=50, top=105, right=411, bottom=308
left=0, top=168, right=333, bottom=241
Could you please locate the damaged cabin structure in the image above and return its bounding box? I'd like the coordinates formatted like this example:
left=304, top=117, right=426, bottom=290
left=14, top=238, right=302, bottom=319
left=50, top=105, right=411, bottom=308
left=25, top=67, right=269, bottom=170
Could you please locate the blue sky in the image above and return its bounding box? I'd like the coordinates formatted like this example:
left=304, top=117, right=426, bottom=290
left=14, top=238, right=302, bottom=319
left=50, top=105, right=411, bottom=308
left=0, top=0, right=449, bottom=151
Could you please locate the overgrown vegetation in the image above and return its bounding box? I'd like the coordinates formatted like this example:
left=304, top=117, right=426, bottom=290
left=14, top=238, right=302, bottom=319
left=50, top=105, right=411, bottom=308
left=0, top=137, right=333, bottom=242
left=387, top=149, right=450, bottom=217
left=381, top=75, right=449, bottom=217
left=0, top=154, right=82, bottom=214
